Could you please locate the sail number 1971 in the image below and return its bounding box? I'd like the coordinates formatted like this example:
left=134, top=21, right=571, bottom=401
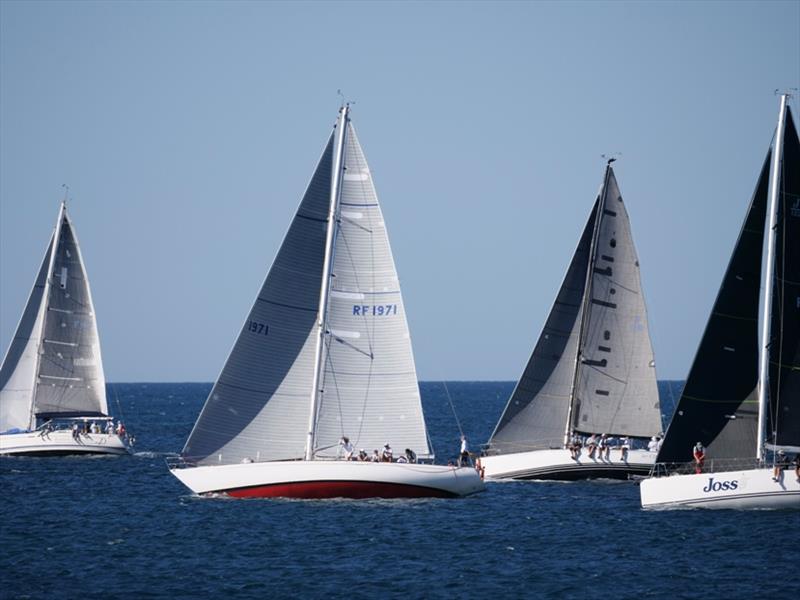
left=247, top=320, right=269, bottom=335
left=352, top=304, right=398, bottom=316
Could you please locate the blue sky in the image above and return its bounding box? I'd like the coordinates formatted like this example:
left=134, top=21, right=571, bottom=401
left=1, top=1, right=798, bottom=381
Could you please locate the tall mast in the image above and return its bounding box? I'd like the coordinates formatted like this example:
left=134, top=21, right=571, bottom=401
left=305, top=105, right=349, bottom=461
left=563, top=163, right=610, bottom=446
left=28, top=201, right=66, bottom=429
left=757, top=94, right=789, bottom=461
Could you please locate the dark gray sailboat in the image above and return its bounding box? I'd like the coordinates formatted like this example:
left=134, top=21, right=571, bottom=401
left=641, top=94, right=800, bottom=509
left=481, top=163, right=662, bottom=480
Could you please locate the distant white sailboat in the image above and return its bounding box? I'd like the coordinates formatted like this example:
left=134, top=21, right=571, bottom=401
left=0, top=202, right=129, bottom=456
left=641, top=94, right=800, bottom=509
left=481, top=163, right=662, bottom=480
left=169, top=105, right=484, bottom=498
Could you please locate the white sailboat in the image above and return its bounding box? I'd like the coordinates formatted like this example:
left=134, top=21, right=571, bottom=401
left=641, top=94, right=800, bottom=509
left=169, top=105, right=484, bottom=498
left=0, top=201, right=129, bottom=456
left=481, top=163, right=662, bottom=480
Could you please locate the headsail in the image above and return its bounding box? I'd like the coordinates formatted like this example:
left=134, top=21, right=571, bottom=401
left=657, top=153, right=770, bottom=464
left=768, top=106, right=800, bottom=452
left=488, top=202, right=596, bottom=453
left=313, top=120, right=431, bottom=458
left=183, top=136, right=334, bottom=465
left=572, top=168, right=661, bottom=439
left=0, top=236, right=53, bottom=432
left=33, top=209, right=108, bottom=419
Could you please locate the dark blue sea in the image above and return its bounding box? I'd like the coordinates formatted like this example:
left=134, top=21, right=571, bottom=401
left=2, top=381, right=798, bottom=600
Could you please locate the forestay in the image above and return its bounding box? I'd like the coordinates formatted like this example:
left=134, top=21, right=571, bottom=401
left=572, top=168, right=660, bottom=438
left=183, top=137, right=334, bottom=465
left=488, top=203, right=596, bottom=453
left=313, top=122, right=431, bottom=458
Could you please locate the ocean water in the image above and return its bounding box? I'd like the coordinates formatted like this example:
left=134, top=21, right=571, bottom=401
left=2, top=381, right=798, bottom=600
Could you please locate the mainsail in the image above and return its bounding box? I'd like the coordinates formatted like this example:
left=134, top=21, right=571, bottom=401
left=489, top=165, right=660, bottom=454
left=313, top=121, right=431, bottom=458
left=572, top=168, right=661, bottom=438
left=767, top=106, right=800, bottom=452
left=0, top=204, right=107, bottom=431
left=656, top=153, right=770, bottom=464
left=183, top=107, right=431, bottom=465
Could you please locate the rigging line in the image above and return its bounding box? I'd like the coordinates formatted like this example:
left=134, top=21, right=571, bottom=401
left=441, top=380, right=465, bottom=439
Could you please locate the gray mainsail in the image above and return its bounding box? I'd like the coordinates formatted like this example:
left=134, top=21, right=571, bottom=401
left=183, top=136, right=334, bottom=465
left=572, top=168, right=661, bottom=438
left=0, top=236, right=53, bottom=431
left=488, top=203, right=596, bottom=452
left=33, top=210, right=108, bottom=419
left=488, top=165, right=660, bottom=454
left=313, top=122, right=431, bottom=458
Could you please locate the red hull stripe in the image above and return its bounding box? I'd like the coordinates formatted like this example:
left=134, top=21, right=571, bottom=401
left=220, top=480, right=457, bottom=499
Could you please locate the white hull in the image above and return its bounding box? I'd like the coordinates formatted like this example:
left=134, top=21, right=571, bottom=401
left=640, top=467, right=800, bottom=510
left=170, top=460, right=485, bottom=499
left=0, top=429, right=129, bottom=456
left=481, top=448, right=656, bottom=480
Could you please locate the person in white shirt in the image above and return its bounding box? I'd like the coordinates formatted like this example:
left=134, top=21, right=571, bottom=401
left=458, top=435, right=470, bottom=467
left=339, top=436, right=354, bottom=460
left=586, top=434, right=598, bottom=459
left=371, top=449, right=380, bottom=462
left=620, top=436, right=631, bottom=461
left=598, top=434, right=610, bottom=460
left=90, top=421, right=99, bottom=434
left=647, top=436, right=658, bottom=452
left=381, top=443, right=393, bottom=462
left=106, top=420, right=115, bottom=435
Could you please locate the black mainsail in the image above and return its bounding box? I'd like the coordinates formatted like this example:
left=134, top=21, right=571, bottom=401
left=768, top=106, right=800, bottom=453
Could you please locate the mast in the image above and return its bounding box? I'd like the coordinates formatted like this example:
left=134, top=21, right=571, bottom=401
left=757, top=94, right=789, bottom=461
left=305, top=105, right=349, bottom=461
left=563, top=163, right=610, bottom=446
left=27, top=201, right=66, bottom=429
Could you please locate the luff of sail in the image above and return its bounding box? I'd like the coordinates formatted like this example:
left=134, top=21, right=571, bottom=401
left=488, top=202, right=596, bottom=453
left=33, top=211, right=108, bottom=419
left=656, top=152, right=770, bottom=465
left=572, top=168, right=660, bottom=439
left=768, top=105, right=800, bottom=452
left=183, top=136, right=334, bottom=465
left=0, top=236, right=53, bottom=432
left=313, top=121, right=431, bottom=459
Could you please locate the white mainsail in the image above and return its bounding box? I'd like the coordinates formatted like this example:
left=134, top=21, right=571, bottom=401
left=0, top=204, right=108, bottom=432
left=314, top=123, right=431, bottom=458
left=183, top=107, right=431, bottom=466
